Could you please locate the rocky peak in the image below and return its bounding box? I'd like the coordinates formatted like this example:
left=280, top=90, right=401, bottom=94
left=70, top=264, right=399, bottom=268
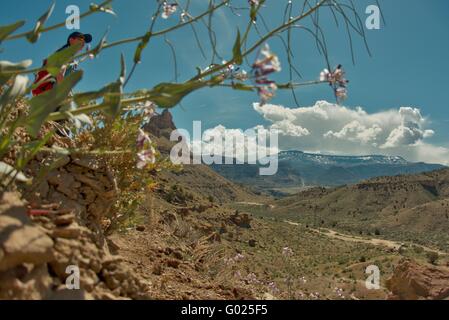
left=144, top=109, right=177, bottom=139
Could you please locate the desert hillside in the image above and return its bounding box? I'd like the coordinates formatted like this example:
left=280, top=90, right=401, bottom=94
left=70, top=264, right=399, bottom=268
left=269, top=168, right=449, bottom=251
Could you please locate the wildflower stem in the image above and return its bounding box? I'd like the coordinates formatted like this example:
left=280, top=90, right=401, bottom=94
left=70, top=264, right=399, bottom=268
left=4, top=0, right=114, bottom=41
left=2, top=0, right=230, bottom=76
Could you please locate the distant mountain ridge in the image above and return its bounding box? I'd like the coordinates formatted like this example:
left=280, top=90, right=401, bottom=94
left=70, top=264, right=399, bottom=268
left=279, top=150, right=408, bottom=166
left=210, top=150, right=445, bottom=195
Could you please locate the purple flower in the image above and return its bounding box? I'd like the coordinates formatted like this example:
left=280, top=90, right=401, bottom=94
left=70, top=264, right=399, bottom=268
left=252, top=44, right=281, bottom=105
left=320, top=65, right=349, bottom=102
left=136, top=129, right=156, bottom=169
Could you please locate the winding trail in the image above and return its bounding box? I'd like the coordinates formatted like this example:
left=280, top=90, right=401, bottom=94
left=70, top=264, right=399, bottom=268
left=284, top=220, right=448, bottom=256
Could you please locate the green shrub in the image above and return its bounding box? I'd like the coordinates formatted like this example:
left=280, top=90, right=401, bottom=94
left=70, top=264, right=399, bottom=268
left=427, top=251, right=439, bottom=265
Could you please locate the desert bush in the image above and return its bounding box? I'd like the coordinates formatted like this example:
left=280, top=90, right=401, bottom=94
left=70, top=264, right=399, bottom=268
left=426, top=251, right=439, bottom=265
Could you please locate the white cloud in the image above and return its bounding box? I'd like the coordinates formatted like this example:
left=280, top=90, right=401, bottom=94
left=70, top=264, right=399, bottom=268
left=324, top=120, right=382, bottom=145
left=191, top=125, right=279, bottom=161
left=271, top=120, right=310, bottom=137
left=249, top=100, right=449, bottom=165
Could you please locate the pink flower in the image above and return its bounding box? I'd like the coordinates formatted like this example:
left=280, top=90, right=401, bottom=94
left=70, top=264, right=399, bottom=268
left=162, top=2, right=178, bottom=19
left=257, top=83, right=277, bottom=105
left=320, top=64, right=349, bottom=102
left=252, top=44, right=281, bottom=104
left=246, top=273, right=260, bottom=285
left=335, top=87, right=348, bottom=100
left=267, top=282, right=280, bottom=295
left=136, top=129, right=156, bottom=169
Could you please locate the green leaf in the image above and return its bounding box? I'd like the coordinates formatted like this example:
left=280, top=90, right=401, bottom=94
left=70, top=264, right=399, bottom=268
left=0, top=21, right=25, bottom=43
left=26, top=70, right=83, bottom=137
left=134, top=31, right=152, bottom=64
left=103, top=54, right=125, bottom=117
left=91, top=29, right=109, bottom=57
left=73, top=82, right=115, bottom=105
left=151, top=80, right=207, bottom=109
left=0, top=59, right=32, bottom=87
left=26, top=2, right=55, bottom=43
left=0, top=75, right=29, bottom=113
left=232, top=29, right=243, bottom=65
left=0, top=161, right=31, bottom=184
left=90, top=3, right=117, bottom=16
left=45, top=42, right=83, bottom=76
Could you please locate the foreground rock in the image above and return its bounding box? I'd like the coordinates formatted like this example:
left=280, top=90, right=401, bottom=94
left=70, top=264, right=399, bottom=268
left=386, top=259, right=449, bottom=300
left=0, top=156, right=152, bottom=300
left=0, top=193, right=54, bottom=272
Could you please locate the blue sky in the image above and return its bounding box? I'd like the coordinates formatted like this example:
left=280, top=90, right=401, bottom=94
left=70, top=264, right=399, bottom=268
left=1, top=0, right=449, bottom=163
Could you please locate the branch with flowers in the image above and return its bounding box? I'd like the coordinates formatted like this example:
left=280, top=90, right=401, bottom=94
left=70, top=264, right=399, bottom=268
left=0, top=0, right=375, bottom=189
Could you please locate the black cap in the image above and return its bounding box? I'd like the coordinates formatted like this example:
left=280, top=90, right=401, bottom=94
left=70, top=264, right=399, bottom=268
left=67, top=32, right=93, bottom=44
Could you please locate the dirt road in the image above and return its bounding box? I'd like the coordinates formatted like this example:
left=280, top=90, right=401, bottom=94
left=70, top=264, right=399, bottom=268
left=284, top=220, right=448, bottom=256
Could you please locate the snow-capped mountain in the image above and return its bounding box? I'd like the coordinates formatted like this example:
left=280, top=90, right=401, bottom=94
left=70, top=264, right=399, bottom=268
left=210, top=151, right=445, bottom=195
left=278, top=151, right=409, bottom=167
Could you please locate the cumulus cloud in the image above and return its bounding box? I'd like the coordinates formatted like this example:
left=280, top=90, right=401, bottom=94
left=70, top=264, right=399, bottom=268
left=190, top=125, right=279, bottom=162
left=196, top=101, right=448, bottom=165
left=249, top=100, right=448, bottom=165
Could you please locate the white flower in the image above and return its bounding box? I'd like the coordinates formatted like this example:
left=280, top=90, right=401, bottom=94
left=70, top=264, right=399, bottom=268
left=162, top=2, right=178, bottom=19
left=335, top=87, right=348, bottom=100
left=248, top=0, right=260, bottom=7
left=180, top=11, right=191, bottom=23
left=320, top=69, right=331, bottom=82
left=282, top=246, right=294, bottom=257
left=234, top=69, right=248, bottom=81
left=255, top=44, right=282, bottom=74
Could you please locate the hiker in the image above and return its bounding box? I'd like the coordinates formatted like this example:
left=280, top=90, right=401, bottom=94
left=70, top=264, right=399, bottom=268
left=32, top=32, right=93, bottom=97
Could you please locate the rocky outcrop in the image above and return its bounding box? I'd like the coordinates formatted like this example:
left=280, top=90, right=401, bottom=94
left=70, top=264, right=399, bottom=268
left=230, top=211, right=252, bottom=229
left=0, top=154, right=152, bottom=300
left=386, top=259, right=449, bottom=300
left=0, top=194, right=54, bottom=272
left=144, top=109, right=176, bottom=139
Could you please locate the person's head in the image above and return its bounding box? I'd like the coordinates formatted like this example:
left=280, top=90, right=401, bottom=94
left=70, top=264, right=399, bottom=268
left=67, top=32, right=92, bottom=52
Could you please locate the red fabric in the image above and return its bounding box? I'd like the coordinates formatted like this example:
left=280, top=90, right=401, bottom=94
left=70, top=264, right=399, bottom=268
left=32, top=59, right=56, bottom=97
